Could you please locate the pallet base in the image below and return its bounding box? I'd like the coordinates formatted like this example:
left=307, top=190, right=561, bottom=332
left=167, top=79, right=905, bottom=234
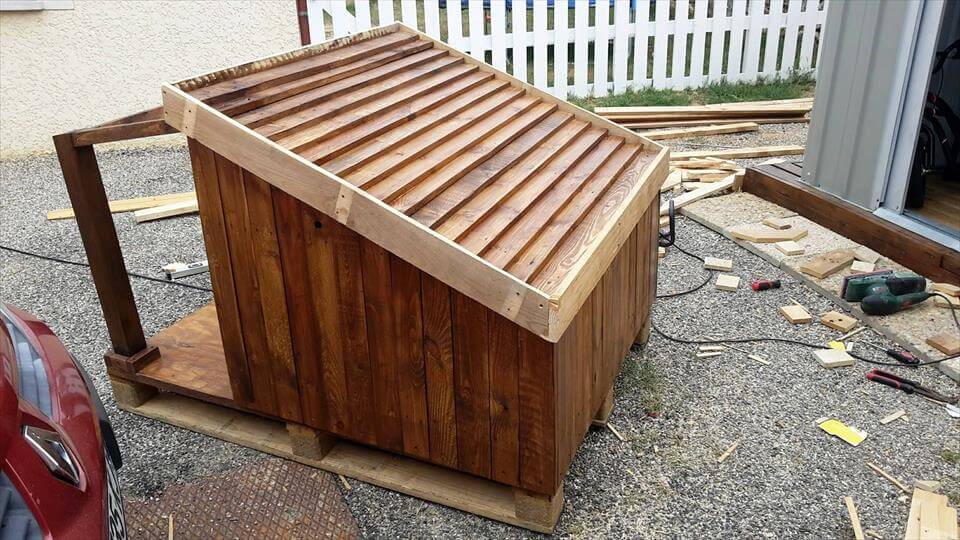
left=119, top=389, right=563, bottom=533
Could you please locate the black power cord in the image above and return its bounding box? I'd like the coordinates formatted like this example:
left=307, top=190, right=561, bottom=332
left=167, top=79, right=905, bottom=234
left=0, top=245, right=213, bottom=293
left=652, top=237, right=960, bottom=368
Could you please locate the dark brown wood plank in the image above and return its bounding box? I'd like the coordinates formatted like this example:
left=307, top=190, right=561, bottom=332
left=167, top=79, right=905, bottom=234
left=488, top=312, right=520, bottom=486
left=390, top=257, right=431, bottom=459
left=421, top=274, right=458, bottom=468
left=53, top=135, right=146, bottom=357
left=242, top=171, right=302, bottom=422
left=186, top=140, right=253, bottom=405
left=215, top=40, right=434, bottom=117
left=236, top=48, right=448, bottom=129
left=387, top=102, right=558, bottom=215
left=214, top=154, right=278, bottom=416
left=189, top=31, right=419, bottom=103
left=452, top=293, right=492, bottom=477
left=359, top=241, right=404, bottom=452
left=486, top=137, right=626, bottom=272
left=412, top=111, right=574, bottom=229
left=273, top=190, right=327, bottom=428
left=743, top=168, right=960, bottom=285
left=72, top=118, right=176, bottom=146
left=518, top=328, right=557, bottom=494
left=301, top=208, right=351, bottom=436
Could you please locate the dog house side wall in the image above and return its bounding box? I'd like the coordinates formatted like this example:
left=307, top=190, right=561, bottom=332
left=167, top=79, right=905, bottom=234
left=187, top=139, right=658, bottom=494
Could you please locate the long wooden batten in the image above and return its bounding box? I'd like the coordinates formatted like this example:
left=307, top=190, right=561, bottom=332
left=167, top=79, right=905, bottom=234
left=162, top=23, right=666, bottom=342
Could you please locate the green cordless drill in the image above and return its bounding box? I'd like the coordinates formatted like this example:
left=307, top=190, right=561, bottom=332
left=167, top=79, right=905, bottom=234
left=841, top=271, right=930, bottom=315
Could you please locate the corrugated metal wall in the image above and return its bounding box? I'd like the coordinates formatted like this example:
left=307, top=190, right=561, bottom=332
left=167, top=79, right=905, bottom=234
left=801, top=0, right=926, bottom=211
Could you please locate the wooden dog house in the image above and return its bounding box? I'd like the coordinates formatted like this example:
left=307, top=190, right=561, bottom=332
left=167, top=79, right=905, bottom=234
left=55, top=24, right=666, bottom=532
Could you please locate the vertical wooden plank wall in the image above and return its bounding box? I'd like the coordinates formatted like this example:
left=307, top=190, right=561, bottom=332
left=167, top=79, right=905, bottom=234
left=188, top=142, right=658, bottom=495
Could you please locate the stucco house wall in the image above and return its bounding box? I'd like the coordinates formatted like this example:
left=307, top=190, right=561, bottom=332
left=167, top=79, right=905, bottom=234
left=0, top=1, right=300, bottom=158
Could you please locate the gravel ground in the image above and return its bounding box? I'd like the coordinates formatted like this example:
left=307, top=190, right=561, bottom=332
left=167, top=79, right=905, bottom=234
left=2, top=125, right=957, bottom=539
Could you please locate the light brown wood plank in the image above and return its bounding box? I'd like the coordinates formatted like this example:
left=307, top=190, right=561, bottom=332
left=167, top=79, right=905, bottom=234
left=412, top=111, right=573, bottom=229
left=433, top=119, right=591, bottom=241
left=237, top=48, right=449, bottom=129
left=389, top=102, right=558, bottom=215
left=421, top=274, right=458, bottom=468
left=215, top=40, right=434, bottom=116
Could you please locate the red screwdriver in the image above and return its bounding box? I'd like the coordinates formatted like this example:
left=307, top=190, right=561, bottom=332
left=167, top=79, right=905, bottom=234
left=861, top=341, right=920, bottom=366
left=751, top=279, right=781, bottom=291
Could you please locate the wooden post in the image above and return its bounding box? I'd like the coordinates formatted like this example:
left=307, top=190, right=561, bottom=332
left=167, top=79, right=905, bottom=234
left=53, top=134, right=147, bottom=357
left=634, top=316, right=652, bottom=346
left=592, top=387, right=614, bottom=427
left=287, top=423, right=337, bottom=460
left=110, top=377, right=157, bottom=408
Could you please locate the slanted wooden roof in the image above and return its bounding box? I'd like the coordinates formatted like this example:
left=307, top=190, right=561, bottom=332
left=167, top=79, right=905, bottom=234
left=163, top=23, right=667, bottom=341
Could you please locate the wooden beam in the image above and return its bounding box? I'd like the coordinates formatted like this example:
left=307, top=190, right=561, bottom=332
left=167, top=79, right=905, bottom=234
left=638, top=122, right=759, bottom=140
left=672, top=145, right=805, bottom=160
left=53, top=133, right=147, bottom=356
left=743, top=167, right=960, bottom=285
left=70, top=106, right=178, bottom=146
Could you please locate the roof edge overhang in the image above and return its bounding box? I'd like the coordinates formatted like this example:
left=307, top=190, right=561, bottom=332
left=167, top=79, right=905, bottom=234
left=164, top=23, right=668, bottom=343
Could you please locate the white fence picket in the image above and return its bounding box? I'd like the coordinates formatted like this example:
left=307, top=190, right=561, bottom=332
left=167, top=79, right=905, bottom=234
left=307, top=0, right=829, bottom=98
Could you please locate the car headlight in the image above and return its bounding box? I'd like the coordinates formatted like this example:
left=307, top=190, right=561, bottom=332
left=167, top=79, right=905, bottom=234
left=23, top=425, right=81, bottom=487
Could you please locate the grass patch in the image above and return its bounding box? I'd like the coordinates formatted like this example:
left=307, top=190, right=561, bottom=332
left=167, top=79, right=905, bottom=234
left=619, top=357, right=663, bottom=416
left=570, top=72, right=816, bottom=112
left=940, top=449, right=960, bottom=465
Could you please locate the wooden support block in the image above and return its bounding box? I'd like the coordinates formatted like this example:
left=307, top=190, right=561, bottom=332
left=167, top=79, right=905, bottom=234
left=658, top=246, right=666, bottom=259
left=715, top=274, right=740, bottom=291
left=110, top=377, right=158, bottom=407
left=728, top=225, right=808, bottom=243
left=514, top=485, right=564, bottom=532
left=815, top=349, right=854, bottom=369
left=800, top=249, right=856, bottom=279
left=843, top=497, right=865, bottom=540
left=287, top=423, right=337, bottom=460
left=779, top=304, right=812, bottom=324
left=703, top=257, right=733, bottom=271
left=592, top=387, right=614, bottom=427
left=926, top=332, right=960, bottom=356
left=634, top=319, right=652, bottom=346
left=103, top=345, right=161, bottom=376
left=774, top=240, right=805, bottom=256
left=934, top=295, right=960, bottom=309
left=820, top=311, right=858, bottom=333
left=762, top=217, right=791, bottom=230
left=932, top=282, right=960, bottom=297
left=850, top=260, right=875, bottom=274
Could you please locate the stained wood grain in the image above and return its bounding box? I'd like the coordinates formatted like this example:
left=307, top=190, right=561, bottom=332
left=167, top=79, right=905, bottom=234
left=421, top=274, right=459, bottom=468
left=391, top=257, right=430, bottom=459
left=452, top=293, right=492, bottom=477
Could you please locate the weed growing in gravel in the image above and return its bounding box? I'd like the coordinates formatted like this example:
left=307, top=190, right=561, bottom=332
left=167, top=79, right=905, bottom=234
left=619, top=357, right=663, bottom=416
left=939, top=449, right=960, bottom=465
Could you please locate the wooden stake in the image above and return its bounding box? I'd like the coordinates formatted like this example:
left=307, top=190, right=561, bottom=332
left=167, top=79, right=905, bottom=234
left=717, top=440, right=740, bottom=463
left=606, top=422, right=627, bottom=442
left=843, top=496, right=865, bottom=540
left=338, top=474, right=352, bottom=490
left=866, top=462, right=910, bottom=494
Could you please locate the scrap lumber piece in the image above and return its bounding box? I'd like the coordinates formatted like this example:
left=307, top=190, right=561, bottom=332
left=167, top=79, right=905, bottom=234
left=595, top=100, right=814, bottom=118
left=927, top=332, right=960, bottom=355
left=715, top=274, right=740, bottom=291
left=47, top=191, right=197, bottom=220
left=879, top=410, right=906, bottom=425
left=717, top=439, right=740, bottom=463
left=905, top=488, right=959, bottom=540
left=932, top=282, right=960, bottom=297
left=621, top=117, right=811, bottom=129
left=638, top=122, right=760, bottom=140
left=800, top=249, right=856, bottom=279
left=815, top=349, right=855, bottom=369
left=697, top=351, right=723, bottom=358
left=704, top=257, right=733, bottom=271
left=671, top=145, right=805, bottom=160
left=775, top=240, right=805, bottom=256
left=762, top=217, right=791, bottom=229
left=660, top=177, right=735, bottom=215
left=820, top=311, right=858, bottom=333
left=670, top=159, right=741, bottom=171
left=850, top=260, right=876, bottom=274
left=867, top=462, right=911, bottom=494
left=660, top=169, right=682, bottom=192
left=728, top=225, right=808, bottom=243
left=658, top=247, right=666, bottom=259
left=934, top=295, right=960, bottom=309
left=780, top=304, right=812, bottom=324
left=843, top=496, right=865, bottom=540
left=133, top=199, right=200, bottom=223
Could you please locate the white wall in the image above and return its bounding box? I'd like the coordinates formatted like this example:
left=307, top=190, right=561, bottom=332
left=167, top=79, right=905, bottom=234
left=0, top=0, right=300, bottom=158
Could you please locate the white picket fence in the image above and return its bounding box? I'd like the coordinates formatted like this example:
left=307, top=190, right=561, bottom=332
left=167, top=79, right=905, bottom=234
left=306, top=0, right=829, bottom=99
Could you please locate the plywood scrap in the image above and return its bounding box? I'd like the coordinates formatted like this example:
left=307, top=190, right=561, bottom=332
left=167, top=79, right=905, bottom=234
left=932, top=282, right=960, bottom=297
left=728, top=225, right=808, bottom=243
left=800, top=249, right=856, bottom=279
left=904, top=488, right=959, bottom=540
left=926, top=332, right=960, bottom=355
left=704, top=257, right=733, bottom=271
left=762, top=217, right=791, bottom=230
left=639, top=122, right=759, bottom=140
left=867, top=462, right=910, bottom=494
left=717, top=439, right=740, bottom=463
left=775, top=240, right=805, bottom=256
left=880, top=410, right=906, bottom=425
left=47, top=191, right=197, bottom=220
left=843, top=496, right=866, bottom=540
left=715, top=274, right=741, bottom=291
left=671, top=145, right=805, bottom=160
left=818, top=418, right=866, bottom=445
left=660, top=177, right=735, bottom=215
left=780, top=304, right=812, bottom=324
left=133, top=199, right=200, bottom=223
left=820, top=311, right=858, bottom=333
left=815, top=349, right=855, bottom=369
left=851, top=260, right=876, bottom=274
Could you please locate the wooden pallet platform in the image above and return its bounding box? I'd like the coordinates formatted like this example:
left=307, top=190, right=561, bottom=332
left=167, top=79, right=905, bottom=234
left=118, top=389, right=563, bottom=533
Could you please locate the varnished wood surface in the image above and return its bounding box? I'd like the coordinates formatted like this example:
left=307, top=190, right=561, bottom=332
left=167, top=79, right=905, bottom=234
left=180, top=26, right=658, bottom=291
left=909, top=176, right=960, bottom=234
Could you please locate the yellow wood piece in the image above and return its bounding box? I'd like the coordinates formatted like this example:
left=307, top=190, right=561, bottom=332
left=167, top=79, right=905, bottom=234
left=932, top=282, right=960, bottom=297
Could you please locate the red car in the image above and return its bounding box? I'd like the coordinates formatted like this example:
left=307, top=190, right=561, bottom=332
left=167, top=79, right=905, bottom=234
left=1, top=304, right=126, bottom=540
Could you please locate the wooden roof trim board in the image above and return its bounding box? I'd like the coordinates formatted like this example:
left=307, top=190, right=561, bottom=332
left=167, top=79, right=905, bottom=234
left=163, top=23, right=667, bottom=342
